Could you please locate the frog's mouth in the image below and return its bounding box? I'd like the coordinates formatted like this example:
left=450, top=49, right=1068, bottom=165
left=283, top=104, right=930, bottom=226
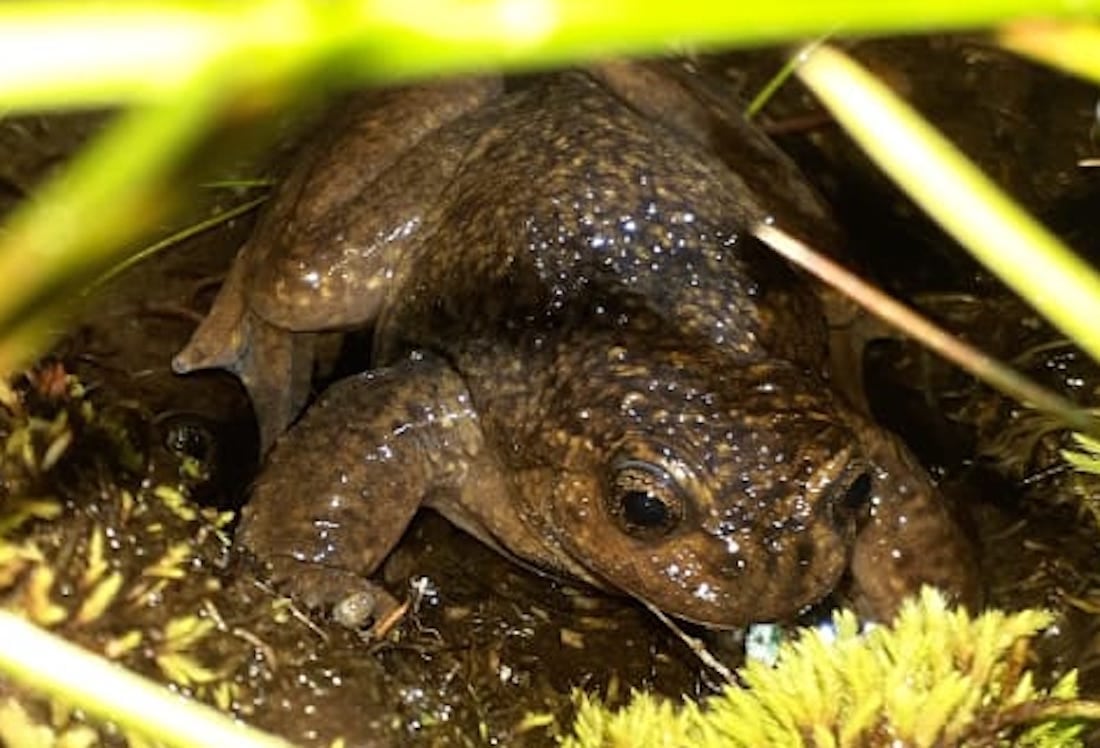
left=548, top=474, right=858, bottom=628
left=581, top=519, right=852, bottom=628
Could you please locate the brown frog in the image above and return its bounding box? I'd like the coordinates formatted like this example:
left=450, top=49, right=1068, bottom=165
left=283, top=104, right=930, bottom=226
left=175, top=62, right=979, bottom=627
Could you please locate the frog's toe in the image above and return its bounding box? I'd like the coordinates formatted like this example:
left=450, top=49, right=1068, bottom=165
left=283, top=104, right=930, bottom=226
left=173, top=332, right=240, bottom=375
left=256, top=555, right=399, bottom=630
left=174, top=256, right=252, bottom=374
left=172, top=297, right=246, bottom=374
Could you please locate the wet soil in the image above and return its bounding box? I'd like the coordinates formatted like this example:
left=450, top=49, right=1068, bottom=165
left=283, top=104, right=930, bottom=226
left=3, top=35, right=1100, bottom=746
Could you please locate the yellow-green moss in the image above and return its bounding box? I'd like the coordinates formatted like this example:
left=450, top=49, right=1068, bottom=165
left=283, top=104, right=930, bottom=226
left=564, top=588, right=1099, bottom=747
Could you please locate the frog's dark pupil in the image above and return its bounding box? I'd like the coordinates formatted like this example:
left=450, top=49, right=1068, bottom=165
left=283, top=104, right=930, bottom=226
left=622, top=489, right=669, bottom=527
left=843, top=472, right=873, bottom=512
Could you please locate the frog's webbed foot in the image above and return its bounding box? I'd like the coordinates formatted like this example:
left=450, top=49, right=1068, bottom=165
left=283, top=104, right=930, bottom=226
left=173, top=259, right=315, bottom=453
left=253, top=555, right=400, bottom=631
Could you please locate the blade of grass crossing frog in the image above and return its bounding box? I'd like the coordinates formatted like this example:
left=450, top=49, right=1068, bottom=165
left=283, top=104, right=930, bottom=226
left=793, top=43, right=1100, bottom=368
left=753, top=223, right=1100, bottom=441
left=0, top=610, right=293, bottom=748
left=745, top=36, right=830, bottom=119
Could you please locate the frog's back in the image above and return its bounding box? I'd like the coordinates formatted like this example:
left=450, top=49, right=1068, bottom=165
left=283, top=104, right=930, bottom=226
left=379, top=72, right=828, bottom=369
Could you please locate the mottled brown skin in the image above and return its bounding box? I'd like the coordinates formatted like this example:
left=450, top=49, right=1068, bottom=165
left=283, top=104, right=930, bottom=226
left=176, top=64, right=979, bottom=628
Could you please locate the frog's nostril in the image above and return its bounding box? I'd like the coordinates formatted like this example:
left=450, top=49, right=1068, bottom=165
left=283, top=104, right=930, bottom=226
left=842, top=471, right=873, bottom=514
left=824, top=470, right=872, bottom=534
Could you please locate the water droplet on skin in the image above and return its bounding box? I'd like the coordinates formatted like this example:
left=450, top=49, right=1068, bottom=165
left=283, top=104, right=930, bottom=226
left=694, top=582, right=717, bottom=602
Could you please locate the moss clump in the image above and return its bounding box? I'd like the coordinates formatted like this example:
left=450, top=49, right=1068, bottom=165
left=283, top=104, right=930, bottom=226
left=565, top=588, right=1100, bottom=747
left=0, top=364, right=248, bottom=744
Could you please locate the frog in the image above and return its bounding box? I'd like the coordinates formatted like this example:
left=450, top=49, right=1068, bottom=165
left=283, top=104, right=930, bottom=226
left=174, top=61, right=980, bottom=628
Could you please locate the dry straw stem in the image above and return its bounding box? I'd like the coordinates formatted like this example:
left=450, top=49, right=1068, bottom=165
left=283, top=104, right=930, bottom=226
left=755, top=223, right=1100, bottom=439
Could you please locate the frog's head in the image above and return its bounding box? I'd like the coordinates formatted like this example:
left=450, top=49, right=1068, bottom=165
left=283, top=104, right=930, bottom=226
left=536, top=346, right=872, bottom=628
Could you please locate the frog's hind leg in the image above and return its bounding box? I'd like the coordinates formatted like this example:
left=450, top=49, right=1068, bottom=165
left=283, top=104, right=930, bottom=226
left=173, top=257, right=315, bottom=453
left=591, top=60, right=841, bottom=249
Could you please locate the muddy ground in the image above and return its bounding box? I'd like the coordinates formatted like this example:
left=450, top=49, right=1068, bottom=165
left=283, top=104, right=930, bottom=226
left=3, top=36, right=1100, bottom=746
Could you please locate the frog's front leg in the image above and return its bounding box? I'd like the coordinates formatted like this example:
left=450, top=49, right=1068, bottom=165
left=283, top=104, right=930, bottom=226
left=236, top=351, right=503, bottom=623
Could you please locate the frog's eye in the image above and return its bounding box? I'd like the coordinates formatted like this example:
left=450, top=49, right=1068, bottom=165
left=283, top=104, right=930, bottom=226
left=608, top=459, right=685, bottom=537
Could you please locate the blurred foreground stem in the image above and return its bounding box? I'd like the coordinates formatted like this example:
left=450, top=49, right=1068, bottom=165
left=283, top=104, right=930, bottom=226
left=0, top=0, right=1098, bottom=110
left=0, top=75, right=226, bottom=371
left=0, top=36, right=320, bottom=373
left=0, top=611, right=292, bottom=748
left=999, top=20, right=1100, bottom=83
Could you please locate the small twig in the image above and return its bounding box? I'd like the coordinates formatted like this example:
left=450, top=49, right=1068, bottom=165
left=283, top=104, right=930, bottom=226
left=231, top=627, right=279, bottom=670
left=141, top=302, right=207, bottom=325
left=1020, top=463, right=1070, bottom=487
left=368, top=599, right=410, bottom=641
left=759, top=110, right=835, bottom=136
left=250, top=578, right=328, bottom=643
left=642, top=600, right=736, bottom=683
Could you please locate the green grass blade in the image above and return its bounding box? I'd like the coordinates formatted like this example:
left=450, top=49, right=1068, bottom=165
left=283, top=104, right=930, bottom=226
left=0, top=70, right=231, bottom=370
